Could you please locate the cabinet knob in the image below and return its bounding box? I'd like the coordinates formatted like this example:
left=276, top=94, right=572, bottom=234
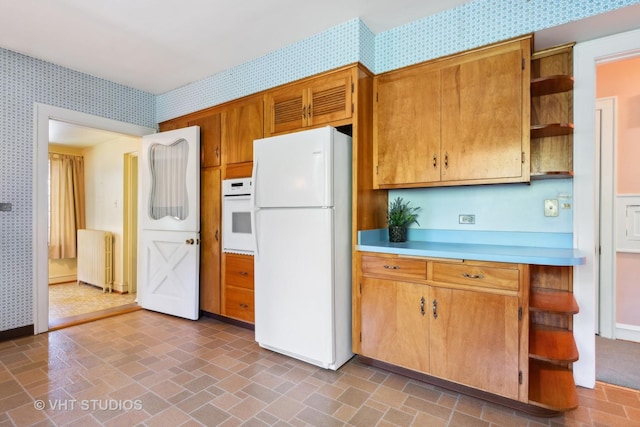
left=185, top=238, right=195, bottom=245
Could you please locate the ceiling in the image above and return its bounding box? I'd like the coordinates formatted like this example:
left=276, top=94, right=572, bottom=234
left=0, top=0, right=471, bottom=95
left=49, top=120, right=139, bottom=148
left=7, top=1, right=640, bottom=146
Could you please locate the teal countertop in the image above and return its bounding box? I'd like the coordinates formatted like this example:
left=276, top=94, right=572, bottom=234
left=357, top=229, right=586, bottom=266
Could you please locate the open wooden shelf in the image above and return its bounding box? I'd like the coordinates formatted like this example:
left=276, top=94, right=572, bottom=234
left=530, top=123, right=574, bottom=139
left=529, top=325, right=579, bottom=363
left=530, top=171, right=573, bottom=180
left=531, top=75, right=574, bottom=97
left=530, top=289, right=579, bottom=314
left=529, top=359, right=579, bottom=411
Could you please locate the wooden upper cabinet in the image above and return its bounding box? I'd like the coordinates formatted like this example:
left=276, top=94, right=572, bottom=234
left=373, top=36, right=531, bottom=189
left=222, top=95, right=264, bottom=165
left=265, top=68, right=353, bottom=135
left=159, top=119, right=188, bottom=132
left=189, top=113, right=222, bottom=168
left=374, top=64, right=441, bottom=187
left=441, top=40, right=530, bottom=183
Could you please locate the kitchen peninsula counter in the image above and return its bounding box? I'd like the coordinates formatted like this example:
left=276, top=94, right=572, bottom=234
left=354, top=228, right=585, bottom=415
left=356, top=229, right=585, bottom=266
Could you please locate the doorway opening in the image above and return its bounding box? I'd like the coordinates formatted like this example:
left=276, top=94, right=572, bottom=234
left=47, top=119, right=141, bottom=329
left=593, top=55, right=640, bottom=391
left=34, top=104, right=156, bottom=334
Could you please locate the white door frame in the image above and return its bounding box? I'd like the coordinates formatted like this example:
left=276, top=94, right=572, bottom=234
left=596, top=97, right=617, bottom=339
left=573, top=27, right=640, bottom=388
left=33, top=103, right=155, bottom=334
left=123, top=152, right=139, bottom=295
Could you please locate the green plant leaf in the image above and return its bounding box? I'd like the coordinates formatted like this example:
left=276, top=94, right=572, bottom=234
left=387, top=197, right=420, bottom=227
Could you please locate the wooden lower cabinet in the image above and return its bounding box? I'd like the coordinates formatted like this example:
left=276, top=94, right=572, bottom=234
left=360, top=277, right=430, bottom=372
left=200, top=167, right=221, bottom=314
left=355, top=252, right=578, bottom=415
left=222, top=253, right=255, bottom=323
left=429, top=286, right=520, bottom=400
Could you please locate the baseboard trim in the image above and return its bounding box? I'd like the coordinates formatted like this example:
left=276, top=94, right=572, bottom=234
left=615, top=323, right=640, bottom=343
left=200, top=311, right=255, bottom=331
left=0, top=324, right=34, bottom=342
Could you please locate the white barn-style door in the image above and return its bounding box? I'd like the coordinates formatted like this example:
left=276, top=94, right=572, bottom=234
left=139, top=126, right=200, bottom=320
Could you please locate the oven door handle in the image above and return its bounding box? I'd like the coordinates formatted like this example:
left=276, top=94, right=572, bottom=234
left=250, top=159, right=259, bottom=258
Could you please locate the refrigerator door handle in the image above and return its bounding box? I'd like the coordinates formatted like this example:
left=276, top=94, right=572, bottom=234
left=250, top=159, right=259, bottom=257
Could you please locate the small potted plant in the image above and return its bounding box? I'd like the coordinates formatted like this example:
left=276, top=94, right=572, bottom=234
left=387, top=197, right=420, bottom=243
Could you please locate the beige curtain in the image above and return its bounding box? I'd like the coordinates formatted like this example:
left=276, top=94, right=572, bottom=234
left=48, top=153, right=86, bottom=259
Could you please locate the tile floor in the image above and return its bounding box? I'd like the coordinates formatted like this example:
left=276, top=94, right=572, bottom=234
left=1, top=310, right=639, bottom=427
left=49, top=282, right=137, bottom=320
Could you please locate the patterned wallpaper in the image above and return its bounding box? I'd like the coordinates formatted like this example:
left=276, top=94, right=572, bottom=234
left=0, top=48, right=154, bottom=331
left=376, top=0, right=640, bottom=73
left=1, top=0, right=640, bottom=332
left=157, top=0, right=640, bottom=123
left=156, top=19, right=374, bottom=122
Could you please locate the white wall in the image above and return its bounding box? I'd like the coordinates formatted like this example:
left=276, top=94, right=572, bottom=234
left=83, top=136, right=141, bottom=292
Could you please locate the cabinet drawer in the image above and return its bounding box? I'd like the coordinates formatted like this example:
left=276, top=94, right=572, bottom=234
left=361, top=255, right=427, bottom=280
left=431, top=262, right=519, bottom=291
left=224, top=287, right=254, bottom=323
left=225, top=254, right=254, bottom=290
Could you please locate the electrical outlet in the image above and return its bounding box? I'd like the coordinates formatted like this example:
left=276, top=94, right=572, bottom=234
left=459, top=214, right=475, bottom=224
left=544, top=199, right=559, bottom=217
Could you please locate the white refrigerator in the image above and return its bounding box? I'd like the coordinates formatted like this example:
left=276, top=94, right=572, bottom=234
left=252, top=126, right=353, bottom=370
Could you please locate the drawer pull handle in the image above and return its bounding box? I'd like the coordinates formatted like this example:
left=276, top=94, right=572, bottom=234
left=420, top=297, right=425, bottom=316
left=239, top=303, right=249, bottom=309
left=432, top=299, right=438, bottom=319
left=462, top=273, right=484, bottom=280
left=383, top=265, right=400, bottom=270
left=239, top=271, right=248, bottom=276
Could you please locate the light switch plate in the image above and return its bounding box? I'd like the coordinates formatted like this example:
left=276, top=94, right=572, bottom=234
left=544, top=199, right=558, bottom=217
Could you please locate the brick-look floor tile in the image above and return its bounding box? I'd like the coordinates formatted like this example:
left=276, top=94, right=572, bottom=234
left=2, top=310, right=639, bottom=427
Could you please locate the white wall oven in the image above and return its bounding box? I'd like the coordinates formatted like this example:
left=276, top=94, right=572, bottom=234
left=222, top=178, right=254, bottom=255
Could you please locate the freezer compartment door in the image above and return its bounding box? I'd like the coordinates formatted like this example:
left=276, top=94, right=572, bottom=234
left=254, top=208, right=335, bottom=367
left=253, top=127, right=333, bottom=208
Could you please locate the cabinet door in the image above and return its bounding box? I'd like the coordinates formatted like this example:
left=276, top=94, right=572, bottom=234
left=200, top=167, right=221, bottom=313
left=429, top=287, right=520, bottom=399
left=374, top=65, right=441, bottom=187
left=441, top=42, right=528, bottom=183
left=223, top=253, right=255, bottom=323
left=307, top=68, right=352, bottom=127
left=360, top=277, right=430, bottom=372
left=190, top=113, right=222, bottom=168
left=265, top=83, right=306, bottom=135
left=223, top=95, right=264, bottom=165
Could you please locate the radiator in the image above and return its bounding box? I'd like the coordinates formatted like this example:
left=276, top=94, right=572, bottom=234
left=77, top=229, right=113, bottom=293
